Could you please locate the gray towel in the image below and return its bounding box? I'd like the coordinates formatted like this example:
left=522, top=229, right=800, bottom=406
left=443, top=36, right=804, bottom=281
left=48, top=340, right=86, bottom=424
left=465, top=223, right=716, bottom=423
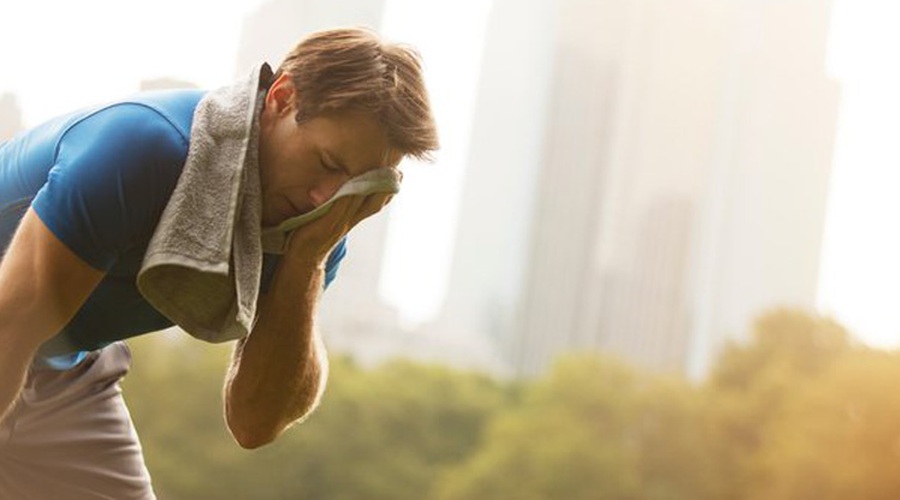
left=137, top=64, right=403, bottom=343
left=137, top=64, right=270, bottom=343
left=261, top=167, right=401, bottom=254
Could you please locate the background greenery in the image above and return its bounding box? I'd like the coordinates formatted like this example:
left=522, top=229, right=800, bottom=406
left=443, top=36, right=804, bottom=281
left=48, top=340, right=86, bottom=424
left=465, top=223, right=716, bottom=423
left=122, top=309, right=900, bottom=499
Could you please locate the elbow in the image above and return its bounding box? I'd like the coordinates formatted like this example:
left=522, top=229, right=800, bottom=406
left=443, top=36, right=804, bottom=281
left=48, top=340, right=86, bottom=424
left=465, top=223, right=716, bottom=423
left=225, top=402, right=283, bottom=450
left=223, top=361, right=327, bottom=449
left=227, top=402, right=320, bottom=449
left=226, top=413, right=281, bottom=450
left=231, top=426, right=278, bottom=450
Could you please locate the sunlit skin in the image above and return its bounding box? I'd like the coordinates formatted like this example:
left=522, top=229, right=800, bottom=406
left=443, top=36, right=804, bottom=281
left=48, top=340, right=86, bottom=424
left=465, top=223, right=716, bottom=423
left=0, top=70, right=411, bottom=449
left=224, top=73, right=407, bottom=448
left=257, top=72, right=403, bottom=228
left=0, top=36, right=427, bottom=482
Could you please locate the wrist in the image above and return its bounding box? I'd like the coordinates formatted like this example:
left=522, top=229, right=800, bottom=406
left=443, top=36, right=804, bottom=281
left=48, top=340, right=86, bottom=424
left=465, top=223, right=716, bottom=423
left=284, top=232, right=337, bottom=268
left=270, top=255, right=325, bottom=295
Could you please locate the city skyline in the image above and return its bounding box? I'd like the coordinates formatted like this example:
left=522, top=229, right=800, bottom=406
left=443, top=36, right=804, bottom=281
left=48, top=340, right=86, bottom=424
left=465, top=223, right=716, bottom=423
left=436, top=0, right=839, bottom=378
left=1, top=0, right=899, bottom=371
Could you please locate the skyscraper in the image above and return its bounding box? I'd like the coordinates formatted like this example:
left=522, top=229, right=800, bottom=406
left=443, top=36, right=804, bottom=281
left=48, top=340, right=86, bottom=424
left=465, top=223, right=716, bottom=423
left=430, top=0, right=559, bottom=375
left=686, top=0, right=840, bottom=378
left=510, top=37, right=626, bottom=377
left=440, top=0, right=839, bottom=378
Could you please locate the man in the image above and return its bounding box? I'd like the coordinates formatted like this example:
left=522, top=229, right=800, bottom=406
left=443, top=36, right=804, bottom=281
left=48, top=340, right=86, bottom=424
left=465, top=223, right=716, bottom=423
left=0, top=27, right=438, bottom=498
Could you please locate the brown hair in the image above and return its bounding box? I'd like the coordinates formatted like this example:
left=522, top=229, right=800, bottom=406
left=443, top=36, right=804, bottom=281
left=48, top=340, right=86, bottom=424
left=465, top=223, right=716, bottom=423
left=275, top=27, right=439, bottom=161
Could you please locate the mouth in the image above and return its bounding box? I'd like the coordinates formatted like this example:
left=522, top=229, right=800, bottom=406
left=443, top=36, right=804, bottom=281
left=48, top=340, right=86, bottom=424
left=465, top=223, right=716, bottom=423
left=286, top=197, right=315, bottom=217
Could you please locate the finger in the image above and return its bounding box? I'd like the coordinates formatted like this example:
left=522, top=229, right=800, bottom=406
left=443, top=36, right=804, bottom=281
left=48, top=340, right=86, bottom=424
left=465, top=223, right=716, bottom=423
left=315, top=195, right=366, bottom=232
left=350, top=193, right=393, bottom=227
left=287, top=197, right=355, bottom=248
left=284, top=198, right=356, bottom=256
left=324, top=196, right=360, bottom=219
left=359, top=192, right=393, bottom=215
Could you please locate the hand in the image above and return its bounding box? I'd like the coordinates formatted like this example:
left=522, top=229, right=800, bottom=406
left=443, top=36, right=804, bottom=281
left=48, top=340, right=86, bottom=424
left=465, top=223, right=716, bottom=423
left=283, top=192, right=394, bottom=266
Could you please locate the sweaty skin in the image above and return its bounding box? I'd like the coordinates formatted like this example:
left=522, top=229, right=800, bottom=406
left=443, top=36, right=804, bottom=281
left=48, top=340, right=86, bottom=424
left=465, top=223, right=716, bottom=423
left=224, top=72, right=403, bottom=448
left=225, top=193, right=392, bottom=448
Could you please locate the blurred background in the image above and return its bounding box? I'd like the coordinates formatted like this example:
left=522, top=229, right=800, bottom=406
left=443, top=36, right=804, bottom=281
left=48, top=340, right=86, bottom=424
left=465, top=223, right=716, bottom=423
left=4, top=0, right=900, bottom=497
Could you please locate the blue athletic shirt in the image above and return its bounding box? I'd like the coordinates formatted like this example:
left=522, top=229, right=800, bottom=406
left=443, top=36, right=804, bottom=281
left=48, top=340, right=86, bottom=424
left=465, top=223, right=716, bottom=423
left=0, top=90, right=346, bottom=369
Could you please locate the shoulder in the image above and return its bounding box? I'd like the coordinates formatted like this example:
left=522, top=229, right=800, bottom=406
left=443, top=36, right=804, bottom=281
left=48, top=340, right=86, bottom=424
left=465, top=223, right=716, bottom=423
left=58, top=90, right=207, bottom=164
left=29, top=90, right=209, bottom=269
left=119, top=89, right=207, bottom=140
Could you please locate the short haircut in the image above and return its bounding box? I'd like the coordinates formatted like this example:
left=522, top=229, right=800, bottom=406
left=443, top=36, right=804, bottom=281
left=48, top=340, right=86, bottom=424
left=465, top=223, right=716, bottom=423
left=275, top=27, right=439, bottom=161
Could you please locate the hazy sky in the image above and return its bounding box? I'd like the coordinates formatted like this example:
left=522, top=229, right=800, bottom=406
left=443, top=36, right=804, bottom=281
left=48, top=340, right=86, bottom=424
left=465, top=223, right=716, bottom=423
left=377, top=0, right=492, bottom=326
left=0, top=0, right=490, bottom=327
left=818, top=0, right=900, bottom=348
left=1, top=0, right=898, bottom=347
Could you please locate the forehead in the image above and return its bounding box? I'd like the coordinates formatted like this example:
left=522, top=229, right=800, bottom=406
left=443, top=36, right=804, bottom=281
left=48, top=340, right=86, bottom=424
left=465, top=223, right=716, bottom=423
left=309, top=110, right=400, bottom=174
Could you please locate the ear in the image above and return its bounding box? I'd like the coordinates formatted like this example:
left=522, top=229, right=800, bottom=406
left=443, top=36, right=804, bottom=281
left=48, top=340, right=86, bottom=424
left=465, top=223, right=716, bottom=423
left=265, top=73, right=297, bottom=116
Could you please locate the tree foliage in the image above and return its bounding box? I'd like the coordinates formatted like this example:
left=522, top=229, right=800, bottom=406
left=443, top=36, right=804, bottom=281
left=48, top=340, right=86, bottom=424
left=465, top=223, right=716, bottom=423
left=757, top=350, right=900, bottom=500
left=123, top=334, right=508, bottom=499
left=121, top=309, right=900, bottom=499
left=706, top=309, right=854, bottom=497
left=435, top=355, right=643, bottom=500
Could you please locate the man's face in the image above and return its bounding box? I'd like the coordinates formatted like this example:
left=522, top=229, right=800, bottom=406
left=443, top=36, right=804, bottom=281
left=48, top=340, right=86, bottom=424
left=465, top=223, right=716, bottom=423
left=257, top=74, right=402, bottom=227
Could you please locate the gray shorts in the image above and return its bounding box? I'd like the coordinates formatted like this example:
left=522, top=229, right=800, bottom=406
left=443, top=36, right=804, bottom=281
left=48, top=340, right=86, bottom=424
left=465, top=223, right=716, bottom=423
left=0, top=342, right=155, bottom=499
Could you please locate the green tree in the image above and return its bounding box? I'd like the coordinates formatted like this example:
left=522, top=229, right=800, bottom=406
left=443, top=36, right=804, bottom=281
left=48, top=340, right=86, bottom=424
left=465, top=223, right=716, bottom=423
left=631, top=376, right=730, bottom=499
left=437, top=354, right=731, bottom=500
left=122, top=332, right=241, bottom=498
left=756, top=349, right=900, bottom=499
left=121, top=308, right=882, bottom=499
left=263, top=358, right=510, bottom=500
left=435, top=355, right=643, bottom=500
left=706, top=308, right=852, bottom=497
left=123, top=333, right=508, bottom=499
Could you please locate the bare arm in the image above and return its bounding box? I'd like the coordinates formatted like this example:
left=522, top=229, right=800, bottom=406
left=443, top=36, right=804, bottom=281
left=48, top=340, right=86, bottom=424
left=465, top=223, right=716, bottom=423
left=0, top=209, right=105, bottom=422
left=224, top=193, right=391, bottom=449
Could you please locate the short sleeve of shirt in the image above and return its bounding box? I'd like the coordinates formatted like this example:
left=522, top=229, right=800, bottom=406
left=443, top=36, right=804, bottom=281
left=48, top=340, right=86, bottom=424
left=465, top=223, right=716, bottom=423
left=324, top=237, right=347, bottom=289
left=31, top=104, right=189, bottom=271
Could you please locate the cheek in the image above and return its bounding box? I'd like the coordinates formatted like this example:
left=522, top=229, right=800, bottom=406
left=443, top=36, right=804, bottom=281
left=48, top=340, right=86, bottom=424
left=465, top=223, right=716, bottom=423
left=258, top=130, right=287, bottom=189
left=268, top=155, right=323, bottom=203
left=261, top=121, right=321, bottom=190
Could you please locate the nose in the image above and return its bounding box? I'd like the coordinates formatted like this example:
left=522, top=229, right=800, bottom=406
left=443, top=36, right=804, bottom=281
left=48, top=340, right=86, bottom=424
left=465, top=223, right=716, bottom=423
left=308, top=176, right=345, bottom=207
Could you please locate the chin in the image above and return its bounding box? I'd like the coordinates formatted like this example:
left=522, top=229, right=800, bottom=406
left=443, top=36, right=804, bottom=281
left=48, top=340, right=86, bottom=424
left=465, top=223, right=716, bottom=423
left=261, top=209, right=281, bottom=228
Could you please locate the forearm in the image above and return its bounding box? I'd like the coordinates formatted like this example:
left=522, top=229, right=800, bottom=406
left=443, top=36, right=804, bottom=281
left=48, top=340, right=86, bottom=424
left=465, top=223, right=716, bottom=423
left=0, top=328, right=38, bottom=424
left=0, top=209, right=106, bottom=423
left=224, top=256, right=327, bottom=449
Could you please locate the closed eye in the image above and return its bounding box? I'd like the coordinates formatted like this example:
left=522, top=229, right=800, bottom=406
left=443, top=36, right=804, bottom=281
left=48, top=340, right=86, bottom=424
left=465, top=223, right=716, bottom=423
left=319, top=154, right=342, bottom=173
left=321, top=149, right=352, bottom=177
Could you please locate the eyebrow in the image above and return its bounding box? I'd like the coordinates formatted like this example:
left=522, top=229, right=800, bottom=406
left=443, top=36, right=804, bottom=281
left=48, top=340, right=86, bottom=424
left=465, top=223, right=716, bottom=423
left=322, top=149, right=351, bottom=176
